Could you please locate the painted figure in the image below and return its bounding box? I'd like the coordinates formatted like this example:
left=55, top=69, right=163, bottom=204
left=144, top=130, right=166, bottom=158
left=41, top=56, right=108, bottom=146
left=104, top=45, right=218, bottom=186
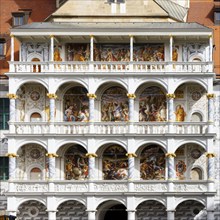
left=175, top=105, right=186, bottom=122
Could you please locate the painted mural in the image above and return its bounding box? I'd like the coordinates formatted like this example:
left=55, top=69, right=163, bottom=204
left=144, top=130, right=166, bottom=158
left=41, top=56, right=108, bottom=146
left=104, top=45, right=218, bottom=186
left=66, top=43, right=164, bottom=62
left=102, top=145, right=128, bottom=180
left=175, top=105, right=186, bottom=122
left=65, top=146, right=88, bottom=180
left=140, top=145, right=165, bottom=180
left=101, top=86, right=128, bottom=122
left=139, top=86, right=167, bottom=122
left=63, top=87, right=89, bottom=122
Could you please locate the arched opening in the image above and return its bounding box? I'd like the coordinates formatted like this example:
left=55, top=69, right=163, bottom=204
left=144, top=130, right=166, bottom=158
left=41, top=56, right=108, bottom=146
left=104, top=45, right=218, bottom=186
left=102, top=145, right=128, bottom=180
left=175, top=200, right=205, bottom=220
left=101, top=86, right=128, bottom=122
left=104, top=204, right=127, bottom=220
left=190, top=167, right=202, bottom=180
left=30, top=112, right=42, bottom=122
left=64, top=145, right=88, bottom=180
left=63, top=86, right=89, bottom=122
left=136, top=200, right=166, bottom=219
left=191, top=112, right=203, bottom=122
left=97, top=200, right=127, bottom=220
left=57, top=200, right=87, bottom=219
left=31, top=58, right=41, bottom=72
left=139, top=86, right=166, bottom=122
left=175, top=144, right=206, bottom=180
left=30, top=167, right=42, bottom=180
left=140, top=145, right=165, bottom=180
left=17, top=200, right=47, bottom=218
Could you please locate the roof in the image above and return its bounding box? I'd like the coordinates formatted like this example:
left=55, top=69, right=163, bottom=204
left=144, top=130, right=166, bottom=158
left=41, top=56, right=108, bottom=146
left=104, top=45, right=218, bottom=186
left=154, top=0, right=188, bottom=22
left=12, top=22, right=212, bottom=33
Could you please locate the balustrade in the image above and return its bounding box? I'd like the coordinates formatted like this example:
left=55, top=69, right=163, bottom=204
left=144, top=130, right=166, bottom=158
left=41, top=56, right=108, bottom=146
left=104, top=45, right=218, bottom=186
left=10, top=121, right=209, bottom=135
left=9, top=61, right=213, bottom=73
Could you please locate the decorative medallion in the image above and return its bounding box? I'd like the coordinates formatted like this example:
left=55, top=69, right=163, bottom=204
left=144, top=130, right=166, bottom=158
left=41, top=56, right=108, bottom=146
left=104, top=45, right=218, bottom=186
left=30, top=148, right=41, bottom=159
left=30, top=91, right=40, bottom=101
left=176, top=160, right=186, bottom=177
left=192, top=91, right=201, bottom=101
left=28, top=206, right=39, bottom=217
left=191, top=149, right=202, bottom=159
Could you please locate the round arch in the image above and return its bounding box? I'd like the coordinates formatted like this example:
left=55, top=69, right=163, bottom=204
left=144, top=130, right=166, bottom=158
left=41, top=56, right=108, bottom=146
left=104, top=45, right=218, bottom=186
left=17, top=198, right=46, bottom=210
left=174, top=140, right=206, bottom=152
left=16, top=141, right=47, bottom=154
left=175, top=198, right=206, bottom=208
left=135, top=198, right=166, bottom=209
left=56, top=198, right=86, bottom=210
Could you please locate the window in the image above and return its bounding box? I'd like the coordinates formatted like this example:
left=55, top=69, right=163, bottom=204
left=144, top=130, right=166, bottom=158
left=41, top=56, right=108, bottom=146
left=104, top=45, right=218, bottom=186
left=214, top=8, right=220, bottom=25
left=0, top=157, right=9, bottom=180
left=0, top=38, right=6, bottom=58
left=12, top=12, right=25, bottom=26
left=0, top=98, right=9, bottom=130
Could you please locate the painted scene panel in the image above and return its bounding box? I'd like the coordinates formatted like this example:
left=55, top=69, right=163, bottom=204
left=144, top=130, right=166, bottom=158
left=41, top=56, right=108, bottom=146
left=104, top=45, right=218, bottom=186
left=101, top=86, right=128, bottom=122
left=139, top=86, right=167, bottom=122
left=64, top=86, right=89, bottom=122
left=140, top=145, right=165, bottom=180
left=103, top=145, right=128, bottom=180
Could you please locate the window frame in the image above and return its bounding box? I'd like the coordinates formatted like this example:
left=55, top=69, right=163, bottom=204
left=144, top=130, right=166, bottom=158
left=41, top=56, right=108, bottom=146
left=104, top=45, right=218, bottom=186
left=0, top=98, right=9, bottom=130
left=0, top=38, right=6, bottom=58
left=0, top=157, right=9, bottom=180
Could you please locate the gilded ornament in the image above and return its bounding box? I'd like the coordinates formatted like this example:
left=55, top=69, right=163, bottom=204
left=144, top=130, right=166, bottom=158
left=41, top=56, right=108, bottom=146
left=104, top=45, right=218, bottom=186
left=87, top=93, right=97, bottom=99
left=86, top=153, right=97, bottom=158
left=47, top=93, right=57, bottom=99
left=166, top=94, right=175, bottom=99
left=6, top=153, right=17, bottom=158
left=127, top=93, right=136, bottom=99
left=206, top=152, right=215, bottom=158
left=7, top=93, right=17, bottom=99
left=126, top=153, right=137, bottom=158
left=206, top=94, right=215, bottom=99
left=46, top=153, right=58, bottom=158
left=165, top=153, right=176, bottom=158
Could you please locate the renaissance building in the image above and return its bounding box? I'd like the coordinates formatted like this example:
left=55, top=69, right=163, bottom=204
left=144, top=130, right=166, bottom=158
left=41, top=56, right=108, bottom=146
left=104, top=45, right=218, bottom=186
left=0, top=0, right=220, bottom=219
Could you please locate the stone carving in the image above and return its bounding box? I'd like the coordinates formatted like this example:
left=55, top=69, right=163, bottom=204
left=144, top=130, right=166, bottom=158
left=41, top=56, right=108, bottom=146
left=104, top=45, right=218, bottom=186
left=174, top=184, right=207, bottom=192
left=94, top=183, right=128, bottom=192
left=134, top=183, right=167, bottom=192
left=0, top=182, right=9, bottom=195
left=15, top=183, right=48, bottom=192
left=55, top=183, right=88, bottom=192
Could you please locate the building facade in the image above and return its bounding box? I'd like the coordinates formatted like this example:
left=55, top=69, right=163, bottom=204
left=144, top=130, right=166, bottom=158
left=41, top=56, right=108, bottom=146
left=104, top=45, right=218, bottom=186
left=0, top=0, right=220, bottom=219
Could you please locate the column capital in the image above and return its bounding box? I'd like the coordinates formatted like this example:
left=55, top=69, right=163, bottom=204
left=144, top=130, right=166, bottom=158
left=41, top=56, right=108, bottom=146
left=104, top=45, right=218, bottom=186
left=127, top=93, right=136, bottom=99
left=90, top=35, right=94, bottom=38
left=207, top=93, right=215, bottom=99
left=126, top=153, right=137, bottom=158
left=129, top=35, right=133, bottom=38
left=126, top=209, right=136, bottom=212
left=165, top=153, right=176, bottom=158
left=86, top=153, right=97, bottom=158
left=46, top=153, right=58, bottom=158
left=87, top=93, right=97, bottom=99
left=166, top=93, right=175, bottom=99
left=50, top=35, right=54, bottom=38
left=10, top=34, right=14, bottom=37
left=206, top=152, right=215, bottom=158
left=7, top=93, right=17, bottom=99
left=6, top=153, right=17, bottom=158
left=47, top=93, right=57, bottom=99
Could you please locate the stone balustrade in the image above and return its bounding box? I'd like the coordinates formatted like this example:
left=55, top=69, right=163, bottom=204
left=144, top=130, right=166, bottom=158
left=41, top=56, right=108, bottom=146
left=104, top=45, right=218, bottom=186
left=5, top=180, right=213, bottom=194
left=10, top=121, right=210, bottom=135
left=9, top=61, right=213, bottom=73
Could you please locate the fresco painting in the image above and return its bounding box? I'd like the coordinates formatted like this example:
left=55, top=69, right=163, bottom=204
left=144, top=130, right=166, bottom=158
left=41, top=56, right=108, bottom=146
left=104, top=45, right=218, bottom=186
left=139, top=86, right=167, bottom=122
left=64, top=87, right=89, bottom=122
left=101, top=86, right=128, bottom=122
left=103, top=145, right=128, bottom=180
left=65, top=146, right=88, bottom=180
left=140, top=145, right=165, bottom=180
left=66, top=43, right=164, bottom=62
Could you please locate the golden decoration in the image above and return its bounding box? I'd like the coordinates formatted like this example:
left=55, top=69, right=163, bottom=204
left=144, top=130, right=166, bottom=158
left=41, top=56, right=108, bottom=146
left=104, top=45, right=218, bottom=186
left=50, top=35, right=54, bottom=38
left=127, top=93, right=136, bottom=99
left=126, top=153, right=137, bottom=158
left=165, top=153, right=176, bottom=158
left=47, top=93, right=57, bottom=99
left=46, top=153, right=58, bottom=158
left=166, top=94, right=175, bottom=99
left=206, top=94, right=215, bottom=99
left=87, top=93, right=97, bottom=99
left=6, top=153, right=17, bottom=158
left=206, top=153, right=215, bottom=158
left=7, top=93, right=17, bottom=99
left=86, top=153, right=98, bottom=158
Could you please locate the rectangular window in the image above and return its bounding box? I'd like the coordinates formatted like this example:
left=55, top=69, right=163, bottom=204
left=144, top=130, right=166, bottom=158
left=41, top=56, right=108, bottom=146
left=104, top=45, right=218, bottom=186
left=0, top=38, right=6, bottom=57
left=214, top=11, right=220, bottom=25
left=0, top=157, right=9, bottom=180
left=0, top=98, right=9, bottom=130
left=12, top=12, right=25, bottom=26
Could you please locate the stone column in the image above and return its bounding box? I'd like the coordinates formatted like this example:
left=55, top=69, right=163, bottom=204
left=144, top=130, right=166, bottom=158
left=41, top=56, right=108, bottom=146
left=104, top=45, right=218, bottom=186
left=207, top=94, right=215, bottom=122
left=86, top=153, right=97, bottom=180
left=7, top=93, right=17, bottom=122
left=47, top=93, right=57, bottom=122
left=206, top=152, right=215, bottom=180
left=127, top=210, right=136, bottom=220
left=11, top=34, right=14, bottom=61
left=130, top=35, right=133, bottom=62
left=47, top=211, right=57, bottom=220
left=207, top=210, right=214, bottom=220
left=166, top=153, right=176, bottom=180
left=50, top=35, right=54, bottom=61
left=167, top=210, right=175, bottom=220
left=7, top=153, right=17, bottom=180
left=90, top=35, right=94, bottom=62
left=127, top=94, right=136, bottom=122
left=126, top=153, right=137, bottom=180
left=166, top=94, right=175, bottom=122
left=170, top=35, right=173, bottom=61
left=209, top=35, right=213, bottom=62
left=46, top=153, right=58, bottom=180
left=87, top=210, right=96, bottom=220
left=87, top=94, right=96, bottom=122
